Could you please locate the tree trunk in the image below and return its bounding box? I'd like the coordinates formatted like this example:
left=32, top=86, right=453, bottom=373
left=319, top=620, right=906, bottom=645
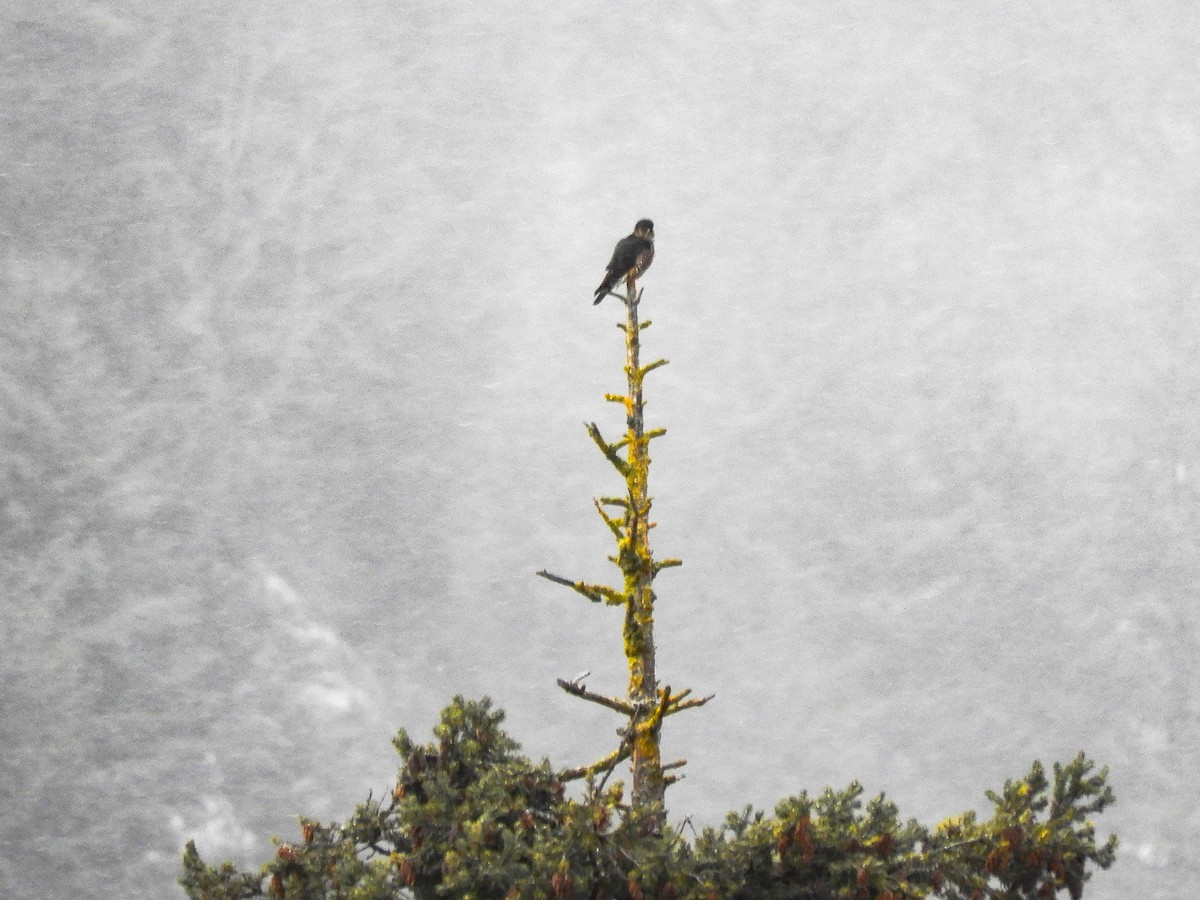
left=622, top=278, right=665, bottom=821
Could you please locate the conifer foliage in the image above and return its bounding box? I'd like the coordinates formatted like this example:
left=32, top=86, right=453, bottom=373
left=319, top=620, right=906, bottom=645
left=180, top=695, right=1116, bottom=899
left=181, top=280, right=1117, bottom=898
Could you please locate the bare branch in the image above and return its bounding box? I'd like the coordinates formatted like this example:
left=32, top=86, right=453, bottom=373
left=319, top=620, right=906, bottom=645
left=586, top=422, right=630, bottom=476
left=536, top=570, right=625, bottom=605
left=535, top=569, right=574, bottom=587
left=665, top=691, right=715, bottom=716
left=639, top=685, right=672, bottom=731
left=593, top=499, right=624, bottom=539
left=556, top=678, right=633, bottom=714
left=558, top=741, right=633, bottom=782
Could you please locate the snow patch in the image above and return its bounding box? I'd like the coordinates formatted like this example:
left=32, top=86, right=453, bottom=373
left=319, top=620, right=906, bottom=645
left=288, top=621, right=340, bottom=646
left=298, top=674, right=369, bottom=713
left=171, top=795, right=256, bottom=858
left=1134, top=842, right=1170, bottom=868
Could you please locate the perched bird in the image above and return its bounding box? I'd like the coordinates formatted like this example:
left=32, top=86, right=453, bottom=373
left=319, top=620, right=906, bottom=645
left=593, top=219, right=654, bottom=305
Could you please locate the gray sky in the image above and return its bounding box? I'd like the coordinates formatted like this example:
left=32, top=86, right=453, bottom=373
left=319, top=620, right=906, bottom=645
left=2, top=2, right=1198, bottom=897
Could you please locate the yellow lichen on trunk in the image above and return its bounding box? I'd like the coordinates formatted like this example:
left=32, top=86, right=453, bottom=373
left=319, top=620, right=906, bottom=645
left=620, top=282, right=666, bottom=819
left=539, top=274, right=712, bottom=824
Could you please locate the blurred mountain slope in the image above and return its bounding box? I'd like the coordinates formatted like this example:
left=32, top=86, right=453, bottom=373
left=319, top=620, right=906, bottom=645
left=2, top=1, right=1198, bottom=897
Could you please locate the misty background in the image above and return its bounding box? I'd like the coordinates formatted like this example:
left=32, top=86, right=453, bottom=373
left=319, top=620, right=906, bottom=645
left=2, top=2, right=1197, bottom=897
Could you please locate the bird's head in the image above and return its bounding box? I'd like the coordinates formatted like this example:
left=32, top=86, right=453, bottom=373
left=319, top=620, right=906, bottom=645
left=634, top=219, right=654, bottom=239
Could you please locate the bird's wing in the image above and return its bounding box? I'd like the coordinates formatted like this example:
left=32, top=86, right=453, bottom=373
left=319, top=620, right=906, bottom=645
left=607, top=235, right=644, bottom=275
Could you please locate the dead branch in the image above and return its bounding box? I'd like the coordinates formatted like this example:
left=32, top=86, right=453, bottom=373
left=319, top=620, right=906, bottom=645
left=556, top=678, right=633, bottom=715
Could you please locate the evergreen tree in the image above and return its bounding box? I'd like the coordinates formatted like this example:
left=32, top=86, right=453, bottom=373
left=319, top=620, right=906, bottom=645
left=181, top=276, right=1117, bottom=898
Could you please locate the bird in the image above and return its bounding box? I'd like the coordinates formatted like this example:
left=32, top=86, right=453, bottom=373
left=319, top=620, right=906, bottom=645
left=593, top=219, right=654, bottom=305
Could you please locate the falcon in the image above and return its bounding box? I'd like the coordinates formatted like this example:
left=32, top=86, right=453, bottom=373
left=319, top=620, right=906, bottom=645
left=593, top=219, right=654, bottom=305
